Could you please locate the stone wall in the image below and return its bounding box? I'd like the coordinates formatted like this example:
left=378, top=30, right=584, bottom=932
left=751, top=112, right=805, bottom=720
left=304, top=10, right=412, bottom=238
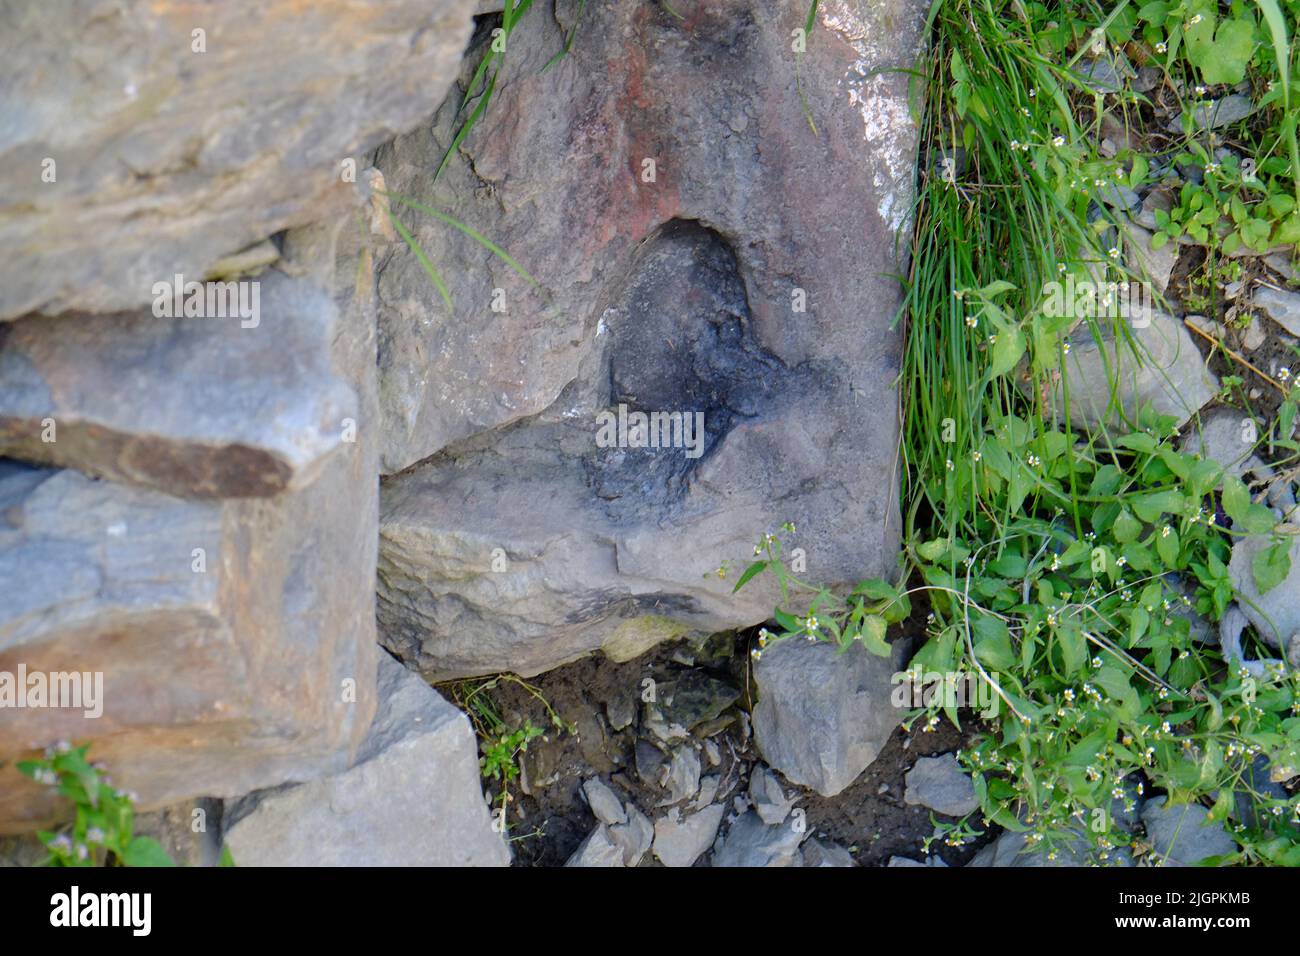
left=0, top=0, right=924, bottom=859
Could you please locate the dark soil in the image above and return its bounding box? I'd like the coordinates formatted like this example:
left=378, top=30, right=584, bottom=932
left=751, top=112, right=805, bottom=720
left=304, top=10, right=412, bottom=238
left=440, top=626, right=998, bottom=868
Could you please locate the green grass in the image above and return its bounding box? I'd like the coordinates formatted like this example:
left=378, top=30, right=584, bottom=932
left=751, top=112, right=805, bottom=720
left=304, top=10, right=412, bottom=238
left=741, top=0, right=1300, bottom=865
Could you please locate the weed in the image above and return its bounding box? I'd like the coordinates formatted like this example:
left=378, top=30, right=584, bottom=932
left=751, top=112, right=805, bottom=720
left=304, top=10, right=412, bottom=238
left=17, top=744, right=235, bottom=867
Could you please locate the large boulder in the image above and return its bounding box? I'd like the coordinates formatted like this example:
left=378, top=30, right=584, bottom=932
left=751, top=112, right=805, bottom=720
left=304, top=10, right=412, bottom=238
left=0, top=270, right=356, bottom=498
left=0, top=211, right=381, bottom=834
left=222, top=654, right=509, bottom=867
left=0, top=0, right=477, bottom=320
left=752, top=636, right=913, bottom=797
left=376, top=0, right=927, bottom=679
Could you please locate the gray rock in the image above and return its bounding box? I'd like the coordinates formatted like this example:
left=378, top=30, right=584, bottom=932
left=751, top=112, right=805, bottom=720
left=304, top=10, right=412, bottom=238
left=0, top=217, right=381, bottom=833
left=887, top=855, right=947, bottom=867
left=1227, top=530, right=1300, bottom=649
left=374, top=0, right=926, bottom=679
left=1140, top=796, right=1237, bottom=866
left=749, top=766, right=796, bottom=825
left=566, top=825, right=626, bottom=867
left=802, top=838, right=856, bottom=867
left=652, top=804, right=725, bottom=868
left=1121, top=221, right=1178, bottom=294
left=1168, top=94, right=1255, bottom=132
left=1179, top=408, right=1266, bottom=479
left=0, top=268, right=356, bottom=497
left=605, top=692, right=637, bottom=732
left=1135, top=186, right=1175, bottom=231
left=0, top=0, right=478, bottom=320
left=635, top=740, right=669, bottom=789
left=1079, top=56, right=1134, bottom=93
left=223, top=655, right=509, bottom=866
left=608, top=804, right=654, bottom=867
left=662, top=746, right=702, bottom=805
left=753, top=637, right=913, bottom=797
left=660, top=672, right=741, bottom=732
left=1253, top=286, right=1300, bottom=337
left=1266, top=253, right=1298, bottom=283
left=1051, top=310, right=1218, bottom=429
left=694, top=775, right=721, bottom=810
left=582, top=778, right=627, bottom=827
left=712, top=810, right=805, bottom=867
left=1243, top=316, right=1267, bottom=351
left=904, top=753, right=978, bottom=817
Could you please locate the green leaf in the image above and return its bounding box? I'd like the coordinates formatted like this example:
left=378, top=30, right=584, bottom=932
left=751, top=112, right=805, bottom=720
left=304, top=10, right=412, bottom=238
left=1057, top=623, right=1088, bottom=675
left=732, top=560, right=768, bottom=593
left=973, top=617, right=1015, bottom=670
left=861, top=614, right=891, bottom=656
left=917, top=539, right=948, bottom=562
left=1253, top=539, right=1292, bottom=594
left=1113, top=509, right=1142, bottom=543
left=122, top=836, right=176, bottom=868
left=1199, top=18, right=1257, bottom=86
left=219, top=845, right=237, bottom=867
left=1133, top=490, right=1183, bottom=522
left=988, top=322, right=1026, bottom=379
left=1157, top=526, right=1180, bottom=566
left=1222, top=474, right=1251, bottom=524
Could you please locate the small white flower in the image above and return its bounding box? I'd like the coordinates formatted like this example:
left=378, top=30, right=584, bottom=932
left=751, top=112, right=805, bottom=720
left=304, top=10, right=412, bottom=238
left=1052, top=135, right=1065, bottom=147
left=1155, top=41, right=1167, bottom=53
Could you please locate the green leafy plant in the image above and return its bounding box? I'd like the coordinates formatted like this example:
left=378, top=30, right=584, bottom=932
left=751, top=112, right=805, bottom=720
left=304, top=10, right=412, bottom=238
left=742, top=407, right=1300, bottom=863
left=17, top=744, right=176, bottom=867
left=451, top=675, right=573, bottom=836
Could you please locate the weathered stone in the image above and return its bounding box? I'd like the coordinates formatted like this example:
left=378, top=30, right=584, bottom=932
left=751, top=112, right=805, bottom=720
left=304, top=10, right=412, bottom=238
left=652, top=804, right=725, bottom=868
left=0, top=217, right=380, bottom=834
left=749, top=766, right=796, bottom=825
left=582, top=777, right=627, bottom=827
left=0, top=0, right=478, bottom=320
left=753, top=637, right=913, bottom=797
left=801, top=838, right=855, bottom=867
left=1168, top=94, right=1255, bottom=132
left=374, top=0, right=926, bottom=678
left=1179, top=408, right=1265, bottom=480
left=223, top=654, right=508, bottom=866
left=608, top=803, right=654, bottom=867
left=1140, top=796, right=1236, bottom=866
left=903, top=753, right=978, bottom=817
left=565, top=824, right=625, bottom=867
left=1253, top=286, right=1300, bottom=338
left=1121, top=221, right=1178, bottom=295
left=0, top=270, right=356, bottom=497
left=887, top=855, right=946, bottom=867
left=1050, top=311, right=1218, bottom=429
left=1227, top=529, right=1300, bottom=650
left=662, top=745, right=702, bottom=805
left=712, top=809, right=804, bottom=867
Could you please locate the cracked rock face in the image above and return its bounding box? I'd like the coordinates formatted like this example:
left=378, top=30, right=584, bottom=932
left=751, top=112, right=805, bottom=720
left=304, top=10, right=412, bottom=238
left=375, top=0, right=927, bottom=679
left=0, top=0, right=477, bottom=320
left=0, top=216, right=381, bottom=834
